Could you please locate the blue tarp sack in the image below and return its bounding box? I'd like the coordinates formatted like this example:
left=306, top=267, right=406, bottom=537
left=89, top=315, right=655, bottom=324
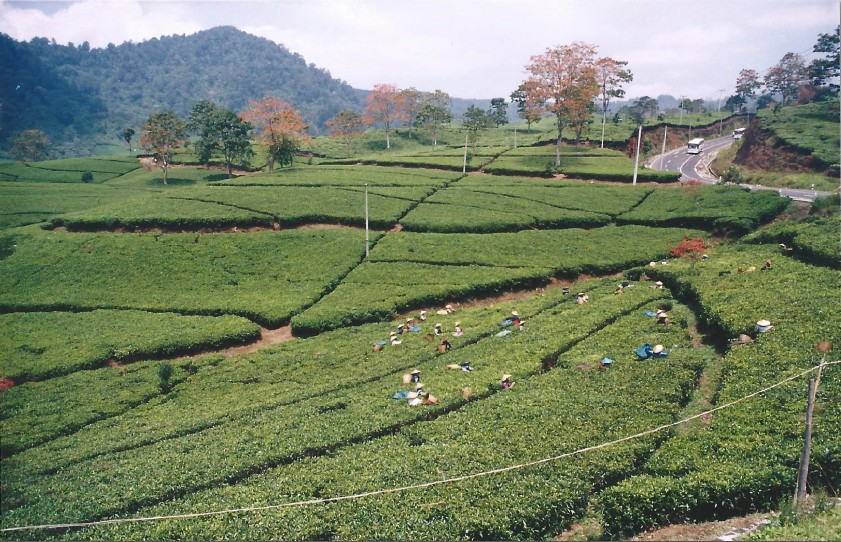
left=601, top=357, right=615, bottom=366
left=408, top=325, right=422, bottom=332
left=496, top=329, right=512, bottom=337
left=499, top=319, right=513, bottom=327
left=635, top=343, right=653, bottom=359
left=375, top=340, right=387, bottom=346
left=643, top=310, right=657, bottom=318
left=392, top=391, right=410, bottom=400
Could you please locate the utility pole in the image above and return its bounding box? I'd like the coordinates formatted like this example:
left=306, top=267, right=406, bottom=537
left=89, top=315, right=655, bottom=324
left=660, top=126, right=668, bottom=171
left=364, top=183, right=369, bottom=257
left=795, top=378, right=817, bottom=507
left=462, top=133, right=468, bottom=174
left=794, top=357, right=827, bottom=508
left=632, top=124, right=642, bottom=185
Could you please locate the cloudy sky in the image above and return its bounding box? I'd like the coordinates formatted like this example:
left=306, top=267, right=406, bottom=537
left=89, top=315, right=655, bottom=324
left=1, top=0, right=838, bottom=101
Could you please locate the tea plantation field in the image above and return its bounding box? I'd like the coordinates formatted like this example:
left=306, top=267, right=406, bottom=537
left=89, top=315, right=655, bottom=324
left=0, top=152, right=838, bottom=540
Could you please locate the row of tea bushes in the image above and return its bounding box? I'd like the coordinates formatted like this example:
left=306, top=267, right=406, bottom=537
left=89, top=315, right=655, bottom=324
left=0, top=310, right=260, bottom=383
left=598, top=244, right=841, bottom=535
left=49, top=185, right=433, bottom=231
left=210, top=165, right=460, bottom=188
left=1, top=280, right=666, bottom=531
left=0, top=156, right=140, bottom=183
left=0, top=182, right=142, bottom=230
left=290, top=226, right=704, bottom=335
left=0, top=355, right=225, bottom=458
left=0, top=228, right=371, bottom=327
left=454, top=176, right=653, bottom=217
left=743, top=214, right=840, bottom=269
left=616, top=184, right=790, bottom=236
left=3, top=280, right=580, bottom=477
left=78, top=293, right=711, bottom=540
left=368, top=226, right=704, bottom=270
left=399, top=189, right=612, bottom=233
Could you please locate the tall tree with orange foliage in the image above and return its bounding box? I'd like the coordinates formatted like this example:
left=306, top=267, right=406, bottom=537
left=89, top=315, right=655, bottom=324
left=595, top=57, right=633, bottom=148
left=242, top=96, right=310, bottom=172
left=362, top=83, right=408, bottom=150
left=523, top=42, right=599, bottom=166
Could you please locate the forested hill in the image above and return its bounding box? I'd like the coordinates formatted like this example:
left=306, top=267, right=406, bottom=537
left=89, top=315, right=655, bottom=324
left=0, top=26, right=367, bottom=156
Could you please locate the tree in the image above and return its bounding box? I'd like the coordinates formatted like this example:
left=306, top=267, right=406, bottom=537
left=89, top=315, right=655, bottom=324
left=189, top=101, right=253, bottom=177
left=631, top=96, right=658, bottom=125
left=462, top=105, right=488, bottom=147
left=242, top=96, right=310, bottom=171
left=724, top=95, right=743, bottom=113
left=594, top=57, right=632, bottom=148
left=362, top=83, right=408, bottom=150
left=569, top=101, right=594, bottom=148
left=325, top=109, right=364, bottom=157
left=808, top=25, right=840, bottom=94
left=523, top=42, right=599, bottom=166
left=139, top=111, right=186, bottom=185
left=8, top=129, right=50, bottom=161
left=122, top=128, right=135, bottom=151
left=735, top=69, right=761, bottom=113
left=188, top=100, right=221, bottom=167
left=414, top=90, right=452, bottom=148
left=764, top=52, right=807, bottom=105
left=510, top=82, right=544, bottom=132
left=398, top=87, right=423, bottom=138
left=488, top=98, right=509, bottom=127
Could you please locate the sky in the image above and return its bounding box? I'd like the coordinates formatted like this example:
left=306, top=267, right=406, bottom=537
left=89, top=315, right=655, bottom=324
left=1, top=0, right=838, bottom=102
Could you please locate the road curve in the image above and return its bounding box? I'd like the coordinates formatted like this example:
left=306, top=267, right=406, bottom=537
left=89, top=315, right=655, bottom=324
left=648, top=135, right=832, bottom=203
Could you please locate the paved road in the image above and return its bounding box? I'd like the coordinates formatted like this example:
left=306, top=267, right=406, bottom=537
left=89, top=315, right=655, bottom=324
left=649, top=135, right=832, bottom=203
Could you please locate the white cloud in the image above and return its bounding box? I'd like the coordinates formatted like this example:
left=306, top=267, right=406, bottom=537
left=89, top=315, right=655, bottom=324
left=1, top=0, right=838, bottom=100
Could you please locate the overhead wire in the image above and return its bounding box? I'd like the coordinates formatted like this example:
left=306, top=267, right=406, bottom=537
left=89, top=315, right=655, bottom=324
left=1, top=359, right=837, bottom=534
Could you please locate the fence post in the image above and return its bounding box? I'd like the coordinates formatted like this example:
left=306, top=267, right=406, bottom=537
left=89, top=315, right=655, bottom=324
left=794, top=377, right=818, bottom=507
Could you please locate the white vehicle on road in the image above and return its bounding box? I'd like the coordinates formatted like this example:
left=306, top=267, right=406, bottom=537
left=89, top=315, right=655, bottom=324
left=732, top=128, right=746, bottom=139
left=687, top=137, right=704, bottom=154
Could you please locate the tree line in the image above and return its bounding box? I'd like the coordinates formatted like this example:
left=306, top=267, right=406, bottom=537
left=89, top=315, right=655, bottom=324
left=6, top=25, right=837, bottom=164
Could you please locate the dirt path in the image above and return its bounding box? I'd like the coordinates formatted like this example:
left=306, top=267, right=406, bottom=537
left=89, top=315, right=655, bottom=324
left=220, top=326, right=295, bottom=357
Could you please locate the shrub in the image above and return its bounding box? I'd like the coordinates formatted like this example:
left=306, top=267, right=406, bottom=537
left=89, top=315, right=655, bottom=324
left=157, top=362, right=173, bottom=393
left=80, top=171, right=94, bottom=183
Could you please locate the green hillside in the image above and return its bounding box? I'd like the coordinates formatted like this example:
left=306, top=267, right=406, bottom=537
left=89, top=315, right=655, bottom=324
left=0, top=27, right=365, bottom=155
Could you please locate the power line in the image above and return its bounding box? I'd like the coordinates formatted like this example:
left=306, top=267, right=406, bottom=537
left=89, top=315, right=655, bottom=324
left=1, top=360, right=837, bottom=534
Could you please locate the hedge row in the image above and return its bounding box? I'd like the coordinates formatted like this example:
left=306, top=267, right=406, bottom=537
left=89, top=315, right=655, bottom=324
left=210, top=165, right=458, bottom=188
left=0, top=354, right=226, bottom=459
left=0, top=182, right=140, bottom=230
left=2, top=281, right=576, bottom=479
left=368, top=226, right=706, bottom=270
left=50, top=185, right=431, bottom=231
left=616, top=184, right=790, bottom=236
left=1, top=280, right=670, bottom=531
left=742, top=214, right=840, bottom=269
left=399, top=200, right=611, bottom=233
left=77, top=289, right=711, bottom=540
left=0, top=310, right=260, bottom=384
left=596, top=244, right=841, bottom=535
left=291, top=226, right=703, bottom=335
left=0, top=229, right=370, bottom=327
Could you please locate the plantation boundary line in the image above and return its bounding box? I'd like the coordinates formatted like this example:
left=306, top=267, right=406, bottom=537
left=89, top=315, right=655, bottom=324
left=453, top=186, right=620, bottom=217
left=3, top=360, right=837, bottom=534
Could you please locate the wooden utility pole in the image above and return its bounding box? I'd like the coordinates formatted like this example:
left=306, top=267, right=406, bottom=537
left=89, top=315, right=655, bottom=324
left=794, top=378, right=817, bottom=507
left=794, top=360, right=825, bottom=508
